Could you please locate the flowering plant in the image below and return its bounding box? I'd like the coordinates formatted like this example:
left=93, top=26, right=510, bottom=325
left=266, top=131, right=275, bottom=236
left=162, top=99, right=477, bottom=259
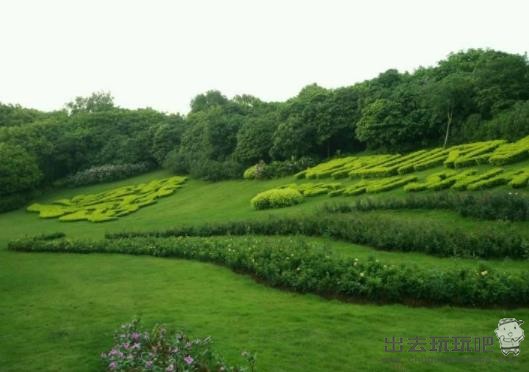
left=101, top=319, right=255, bottom=371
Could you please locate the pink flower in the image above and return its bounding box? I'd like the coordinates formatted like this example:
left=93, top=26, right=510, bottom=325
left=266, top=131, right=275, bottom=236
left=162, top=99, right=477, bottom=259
left=184, top=355, right=194, bottom=365
left=131, top=332, right=141, bottom=341
left=166, top=364, right=175, bottom=372
left=109, top=361, right=117, bottom=370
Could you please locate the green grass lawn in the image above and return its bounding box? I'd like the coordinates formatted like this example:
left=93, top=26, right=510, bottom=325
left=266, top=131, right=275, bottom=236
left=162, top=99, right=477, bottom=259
left=1, top=169, right=529, bottom=371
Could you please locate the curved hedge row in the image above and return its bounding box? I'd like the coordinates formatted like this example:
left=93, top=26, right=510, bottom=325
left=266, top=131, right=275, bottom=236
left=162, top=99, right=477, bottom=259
left=7, top=234, right=529, bottom=307
left=323, top=192, right=529, bottom=222
left=106, top=214, right=529, bottom=259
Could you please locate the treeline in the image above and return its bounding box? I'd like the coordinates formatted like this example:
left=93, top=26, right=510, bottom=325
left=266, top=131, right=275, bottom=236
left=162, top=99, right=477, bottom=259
left=1, top=49, right=529, bottom=209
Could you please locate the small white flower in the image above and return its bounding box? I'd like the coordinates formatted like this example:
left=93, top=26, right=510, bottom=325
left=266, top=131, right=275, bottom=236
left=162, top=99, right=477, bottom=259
left=480, top=270, right=488, bottom=276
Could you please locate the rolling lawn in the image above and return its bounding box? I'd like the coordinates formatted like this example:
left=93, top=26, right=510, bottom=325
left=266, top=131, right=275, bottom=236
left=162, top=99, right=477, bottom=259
left=1, top=170, right=529, bottom=371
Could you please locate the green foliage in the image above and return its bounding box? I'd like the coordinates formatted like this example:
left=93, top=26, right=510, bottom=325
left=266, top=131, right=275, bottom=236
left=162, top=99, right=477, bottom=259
left=1, top=49, right=529, bottom=189
left=365, top=176, right=417, bottom=193
left=189, top=159, right=244, bottom=182
left=66, top=91, right=115, bottom=114
left=0, top=192, right=35, bottom=213
left=0, top=102, right=51, bottom=127
left=0, top=143, right=42, bottom=196
left=248, top=158, right=316, bottom=180
left=452, top=168, right=504, bottom=191
left=26, top=176, right=186, bottom=223
left=250, top=188, right=303, bottom=210
left=489, top=135, right=529, bottom=165
left=280, top=182, right=343, bottom=197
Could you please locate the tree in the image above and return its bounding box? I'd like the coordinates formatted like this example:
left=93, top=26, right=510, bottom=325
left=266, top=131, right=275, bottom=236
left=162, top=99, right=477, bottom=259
left=150, top=114, right=187, bottom=164
left=66, top=91, right=115, bottom=114
left=0, top=143, right=42, bottom=195
left=426, top=73, right=475, bottom=147
left=234, top=113, right=278, bottom=164
left=190, top=90, right=228, bottom=113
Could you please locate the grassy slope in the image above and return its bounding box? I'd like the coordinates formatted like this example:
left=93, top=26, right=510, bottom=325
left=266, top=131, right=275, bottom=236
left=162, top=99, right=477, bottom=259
left=1, top=169, right=529, bottom=371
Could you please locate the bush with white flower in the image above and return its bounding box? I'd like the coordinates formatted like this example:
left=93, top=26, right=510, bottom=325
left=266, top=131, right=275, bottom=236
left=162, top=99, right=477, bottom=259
left=101, top=319, right=255, bottom=371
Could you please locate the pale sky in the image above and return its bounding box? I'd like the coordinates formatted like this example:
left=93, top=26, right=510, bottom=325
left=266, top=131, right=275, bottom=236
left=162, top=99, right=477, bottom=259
left=0, top=0, right=528, bottom=114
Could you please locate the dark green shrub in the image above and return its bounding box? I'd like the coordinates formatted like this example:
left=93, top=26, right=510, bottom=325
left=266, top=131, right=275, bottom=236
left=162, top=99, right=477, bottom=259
left=324, top=191, right=529, bottom=222
left=0, top=192, right=34, bottom=213
left=248, top=157, right=317, bottom=180
left=456, top=192, right=529, bottom=221
left=163, top=150, right=190, bottom=174
left=189, top=159, right=244, bottom=181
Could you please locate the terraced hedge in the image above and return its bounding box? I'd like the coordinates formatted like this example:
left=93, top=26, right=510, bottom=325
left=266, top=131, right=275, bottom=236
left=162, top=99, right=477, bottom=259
left=9, top=232, right=529, bottom=307
left=26, top=176, right=186, bottom=222
left=297, top=136, right=529, bottom=183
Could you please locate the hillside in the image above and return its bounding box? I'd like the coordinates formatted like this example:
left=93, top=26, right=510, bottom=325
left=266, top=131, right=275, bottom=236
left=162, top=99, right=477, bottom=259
left=2, top=148, right=529, bottom=370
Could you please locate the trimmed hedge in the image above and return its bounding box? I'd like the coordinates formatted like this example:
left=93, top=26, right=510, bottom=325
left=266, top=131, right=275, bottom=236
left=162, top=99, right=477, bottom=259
left=451, top=168, right=504, bottom=191
left=323, top=191, right=529, bottom=222
left=106, top=214, right=529, bottom=259
left=8, top=234, right=529, bottom=307
left=250, top=188, right=303, bottom=210
left=489, top=135, right=529, bottom=166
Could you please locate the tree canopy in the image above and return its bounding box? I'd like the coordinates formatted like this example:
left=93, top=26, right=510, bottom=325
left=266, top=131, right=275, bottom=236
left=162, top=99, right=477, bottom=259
left=1, top=48, right=528, bottom=199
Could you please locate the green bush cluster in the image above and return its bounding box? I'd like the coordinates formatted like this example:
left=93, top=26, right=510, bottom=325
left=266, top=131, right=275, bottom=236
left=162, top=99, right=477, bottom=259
left=324, top=191, right=529, bottom=221
left=250, top=188, right=303, bottom=210
left=9, top=233, right=529, bottom=307
left=106, top=214, right=528, bottom=260
left=26, top=176, right=186, bottom=223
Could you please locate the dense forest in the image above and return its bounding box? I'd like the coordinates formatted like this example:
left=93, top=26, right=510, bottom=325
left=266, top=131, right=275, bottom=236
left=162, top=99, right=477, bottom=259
left=1, top=49, right=529, bottom=210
